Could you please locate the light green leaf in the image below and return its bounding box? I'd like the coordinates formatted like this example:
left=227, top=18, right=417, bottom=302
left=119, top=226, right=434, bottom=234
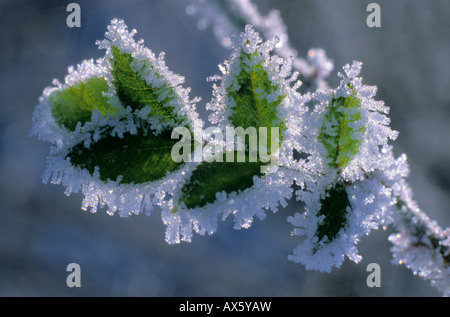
left=318, top=90, right=365, bottom=169
left=49, top=77, right=114, bottom=131
left=227, top=51, right=285, bottom=147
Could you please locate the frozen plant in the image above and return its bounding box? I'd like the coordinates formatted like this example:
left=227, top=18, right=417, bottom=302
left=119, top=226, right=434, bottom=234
left=30, top=1, right=449, bottom=296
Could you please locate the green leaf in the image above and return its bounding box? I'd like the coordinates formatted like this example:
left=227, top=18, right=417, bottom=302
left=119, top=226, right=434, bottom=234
left=176, top=50, right=287, bottom=210
left=318, top=90, right=365, bottom=169
left=227, top=51, right=285, bottom=149
left=110, top=46, right=180, bottom=123
left=315, top=182, right=351, bottom=246
left=174, top=50, right=287, bottom=211
left=178, top=151, right=264, bottom=209
left=49, top=77, right=114, bottom=131
left=69, top=128, right=184, bottom=184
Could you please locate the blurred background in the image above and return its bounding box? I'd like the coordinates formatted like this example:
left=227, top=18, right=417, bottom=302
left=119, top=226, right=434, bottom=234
left=0, top=0, right=449, bottom=296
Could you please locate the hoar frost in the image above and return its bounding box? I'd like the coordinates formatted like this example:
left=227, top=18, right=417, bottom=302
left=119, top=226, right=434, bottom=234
left=30, top=2, right=450, bottom=296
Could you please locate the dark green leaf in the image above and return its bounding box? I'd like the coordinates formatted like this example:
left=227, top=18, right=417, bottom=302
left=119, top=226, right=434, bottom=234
left=69, top=129, right=184, bottom=184
left=178, top=151, right=264, bottom=209
left=315, top=182, right=351, bottom=245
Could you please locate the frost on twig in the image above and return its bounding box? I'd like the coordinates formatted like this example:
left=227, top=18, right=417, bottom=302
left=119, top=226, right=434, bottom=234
left=372, top=148, right=450, bottom=296
left=29, top=3, right=450, bottom=296
left=388, top=180, right=450, bottom=296
left=185, top=0, right=333, bottom=89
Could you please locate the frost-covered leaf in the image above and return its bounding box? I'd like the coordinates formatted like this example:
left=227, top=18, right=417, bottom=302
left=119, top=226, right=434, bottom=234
left=315, top=182, right=350, bottom=245
left=98, top=19, right=199, bottom=133
left=175, top=29, right=287, bottom=210
left=288, top=62, right=401, bottom=272
left=289, top=174, right=394, bottom=273
left=318, top=92, right=365, bottom=170
left=30, top=58, right=112, bottom=146
left=308, top=61, right=398, bottom=182
left=110, top=46, right=180, bottom=123
left=188, top=25, right=305, bottom=211
left=49, top=77, right=114, bottom=131
left=227, top=51, right=286, bottom=147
